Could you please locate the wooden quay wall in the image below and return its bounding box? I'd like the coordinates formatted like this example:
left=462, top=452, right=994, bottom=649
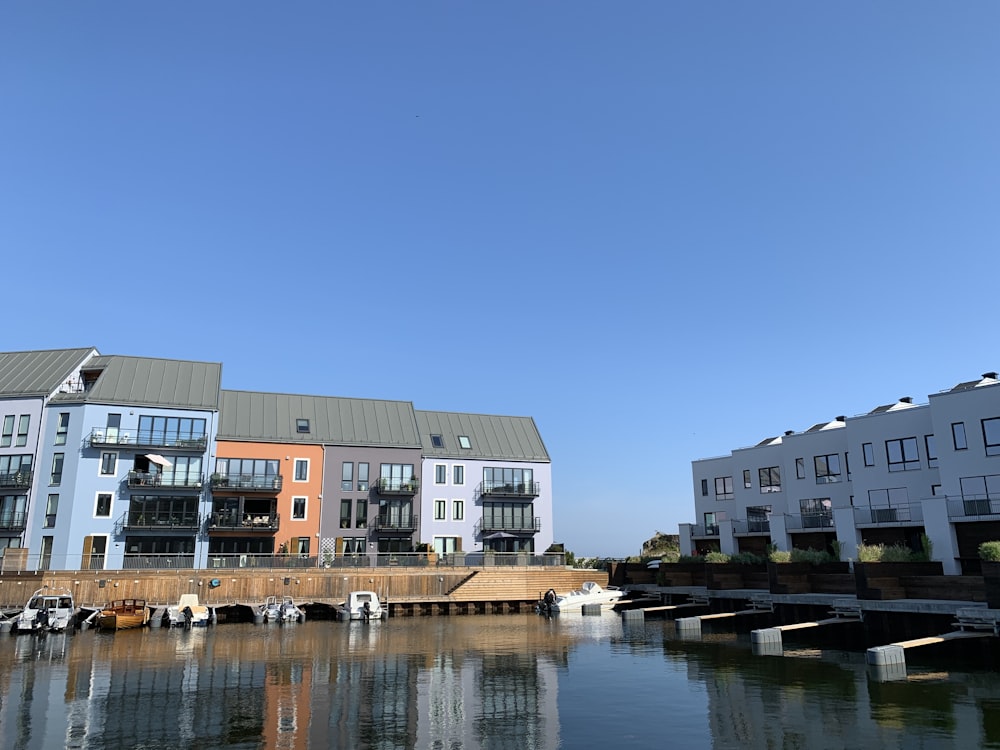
left=0, top=567, right=604, bottom=617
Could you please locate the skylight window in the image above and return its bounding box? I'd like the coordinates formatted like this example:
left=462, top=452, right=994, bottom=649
left=296, top=419, right=310, bottom=433
left=431, top=434, right=444, bottom=448
left=458, top=435, right=471, bottom=449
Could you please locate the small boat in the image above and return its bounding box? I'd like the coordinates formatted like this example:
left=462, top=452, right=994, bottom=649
left=165, top=594, right=211, bottom=628
left=259, top=595, right=305, bottom=624
left=539, top=581, right=626, bottom=614
left=96, top=599, right=150, bottom=631
left=12, top=587, right=76, bottom=633
left=336, top=591, right=386, bottom=621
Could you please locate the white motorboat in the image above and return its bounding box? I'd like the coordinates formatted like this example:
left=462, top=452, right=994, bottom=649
left=259, top=595, right=305, bottom=624
left=337, top=591, right=386, bottom=621
left=13, top=587, right=76, bottom=633
left=541, top=581, right=626, bottom=614
left=165, top=593, right=212, bottom=627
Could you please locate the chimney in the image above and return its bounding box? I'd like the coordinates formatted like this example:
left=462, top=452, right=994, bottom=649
left=899, top=397, right=913, bottom=404
left=835, top=416, right=845, bottom=422
left=984, top=372, right=998, bottom=380
left=784, top=430, right=794, bottom=436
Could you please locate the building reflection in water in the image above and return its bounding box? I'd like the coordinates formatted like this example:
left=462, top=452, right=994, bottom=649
left=0, top=617, right=571, bottom=749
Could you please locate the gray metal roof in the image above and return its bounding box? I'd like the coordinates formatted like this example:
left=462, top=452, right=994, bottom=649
left=415, top=410, right=550, bottom=462
left=52, top=355, right=222, bottom=410
left=218, top=390, right=421, bottom=446
left=0, top=348, right=97, bottom=397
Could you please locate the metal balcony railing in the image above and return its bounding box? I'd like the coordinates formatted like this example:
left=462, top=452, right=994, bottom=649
left=784, top=512, right=835, bottom=530
left=210, top=474, right=282, bottom=492
left=89, top=428, right=208, bottom=451
left=374, top=478, right=419, bottom=496
left=208, top=511, right=280, bottom=532
left=691, top=523, right=720, bottom=537
left=478, top=481, right=541, bottom=499
left=947, top=494, right=1000, bottom=519
left=127, top=471, right=204, bottom=491
left=853, top=504, right=922, bottom=526
left=118, top=510, right=202, bottom=531
left=0, top=511, right=28, bottom=531
left=0, top=471, right=32, bottom=490
left=474, top=517, right=541, bottom=535
left=732, top=519, right=771, bottom=534
left=373, top=513, right=417, bottom=531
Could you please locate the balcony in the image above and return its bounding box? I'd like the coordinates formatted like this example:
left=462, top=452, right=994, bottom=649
left=89, top=428, right=208, bottom=451
left=691, top=523, right=720, bottom=538
left=375, top=478, right=419, bottom=496
left=785, top=512, right=835, bottom=531
left=0, top=511, right=27, bottom=532
left=119, top=510, right=202, bottom=531
left=947, top=494, right=1000, bottom=520
left=478, top=481, right=540, bottom=499
left=853, top=504, right=923, bottom=527
left=127, top=471, right=203, bottom=492
left=210, top=473, right=283, bottom=493
left=474, top=517, right=541, bottom=535
left=0, top=471, right=32, bottom=491
left=208, top=511, right=280, bottom=532
left=732, top=519, right=770, bottom=535
left=373, top=513, right=417, bottom=532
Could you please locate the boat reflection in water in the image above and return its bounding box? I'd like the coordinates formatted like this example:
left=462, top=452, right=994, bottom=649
left=1, top=615, right=999, bottom=748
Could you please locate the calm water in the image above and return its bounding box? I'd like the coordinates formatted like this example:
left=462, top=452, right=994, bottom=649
left=1, top=613, right=999, bottom=749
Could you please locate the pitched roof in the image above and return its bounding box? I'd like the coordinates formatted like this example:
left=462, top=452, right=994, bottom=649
left=51, top=355, right=222, bottom=410
left=415, top=410, right=550, bottom=462
left=947, top=372, right=1000, bottom=393
left=217, top=390, right=421, bottom=446
left=0, top=348, right=97, bottom=397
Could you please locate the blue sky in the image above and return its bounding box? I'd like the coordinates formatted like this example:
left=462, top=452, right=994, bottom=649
left=2, top=3, right=998, bottom=557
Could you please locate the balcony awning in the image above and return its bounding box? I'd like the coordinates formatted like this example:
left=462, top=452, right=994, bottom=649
left=145, top=454, right=173, bottom=468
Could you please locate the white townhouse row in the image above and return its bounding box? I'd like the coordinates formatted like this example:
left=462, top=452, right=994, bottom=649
left=684, top=372, right=1000, bottom=574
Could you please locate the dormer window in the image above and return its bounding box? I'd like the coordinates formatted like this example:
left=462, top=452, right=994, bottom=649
left=458, top=435, right=471, bottom=449
left=296, top=419, right=310, bottom=434
left=431, top=434, right=444, bottom=448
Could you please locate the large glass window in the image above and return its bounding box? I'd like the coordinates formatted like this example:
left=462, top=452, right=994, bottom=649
left=435, top=464, right=447, bottom=484
left=434, top=499, right=446, bottom=520
left=340, top=499, right=352, bottom=528
left=380, top=464, right=415, bottom=490
left=743, top=469, right=752, bottom=488
left=0, top=415, right=13, bottom=447
left=355, top=500, right=368, bottom=528
left=214, top=458, right=280, bottom=488
left=100, top=452, right=117, bottom=476
left=95, top=493, right=113, bottom=518
left=16, top=415, right=29, bottom=447
left=44, top=494, right=58, bottom=528
left=292, top=497, right=306, bottom=520
left=50, top=453, right=64, bottom=485
left=358, top=463, right=369, bottom=492
left=747, top=505, right=770, bottom=532
left=983, top=418, right=1000, bottom=456
left=714, top=476, right=733, bottom=500
left=483, top=467, right=534, bottom=492
left=799, top=498, right=832, bottom=528
left=814, top=454, right=842, bottom=484
left=925, top=435, right=938, bottom=467
left=294, top=459, right=309, bottom=482
left=55, top=413, right=69, bottom=445
left=758, top=466, right=781, bottom=493
left=342, top=462, right=353, bottom=491
left=452, top=500, right=464, bottom=521
left=482, top=502, right=535, bottom=531
left=0, top=455, right=32, bottom=482
left=953, top=422, right=968, bottom=451
left=863, top=442, right=875, bottom=467
left=453, top=465, right=464, bottom=485
left=137, top=415, right=206, bottom=445
left=795, top=458, right=805, bottom=479
left=886, top=437, right=919, bottom=472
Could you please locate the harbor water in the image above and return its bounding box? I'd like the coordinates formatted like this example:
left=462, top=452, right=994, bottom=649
left=1, top=613, right=999, bottom=749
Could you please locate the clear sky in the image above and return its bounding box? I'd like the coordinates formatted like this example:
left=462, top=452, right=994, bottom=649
left=2, top=3, right=998, bottom=557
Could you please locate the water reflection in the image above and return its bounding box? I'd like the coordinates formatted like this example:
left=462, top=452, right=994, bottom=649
left=0, top=615, right=999, bottom=749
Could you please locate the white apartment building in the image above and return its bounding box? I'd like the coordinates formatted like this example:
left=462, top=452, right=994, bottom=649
left=684, top=372, right=1000, bottom=575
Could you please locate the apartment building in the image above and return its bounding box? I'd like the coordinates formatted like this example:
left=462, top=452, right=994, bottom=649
left=416, top=410, right=553, bottom=558
left=0, top=347, right=554, bottom=571
left=685, top=372, right=1000, bottom=575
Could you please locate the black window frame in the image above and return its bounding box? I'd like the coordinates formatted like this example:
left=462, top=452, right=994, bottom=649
left=758, top=466, right=781, bottom=493
left=983, top=418, right=1000, bottom=457
left=714, top=476, right=734, bottom=500
left=813, top=454, right=842, bottom=484
left=953, top=422, right=968, bottom=451
left=862, top=442, right=875, bottom=467
left=885, top=437, right=920, bottom=472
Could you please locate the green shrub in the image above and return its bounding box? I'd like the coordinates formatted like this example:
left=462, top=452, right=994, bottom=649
left=677, top=554, right=703, bottom=564
left=856, top=543, right=884, bottom=562
left=703, top=552, right=731, bottom=564
left=979, top=541, right=1000, bottom=561
left=830, top=539, right=843, bottom=561
left=728, top=552, right=765, bottom=565
left=920, top=534, right=934, bottom=562
left=790, top=547, right=835, bottom=565
left=880, top=544, right=917, bottom=562
left=769, top=549, right=792, bottom=563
